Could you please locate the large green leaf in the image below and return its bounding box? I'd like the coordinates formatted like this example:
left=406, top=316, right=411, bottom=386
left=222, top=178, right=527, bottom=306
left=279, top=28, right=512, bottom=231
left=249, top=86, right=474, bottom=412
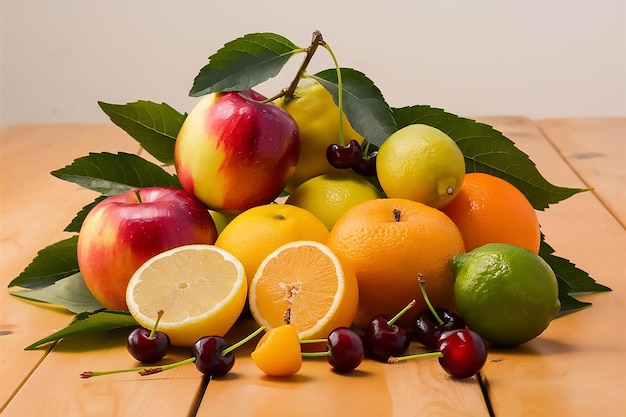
left=312, top=68, right=396, bottom=147
left=51, top=152, right=181, bottom=196
left=190, top=32, right=302, bottom=96
left=9, top=236, right=79, bottom=289
left=98, top=101, right=186, bottom=165
left=12, top=272, right=103, bottom=314
left=24, top=310, right=137, bottom=350
left=392, top=105, right=585, bottom=210
left=63, top=196, right=107, bottom=233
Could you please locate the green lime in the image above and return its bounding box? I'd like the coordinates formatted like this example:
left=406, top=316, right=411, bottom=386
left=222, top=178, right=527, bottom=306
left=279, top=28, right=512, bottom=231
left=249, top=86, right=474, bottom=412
left=452, top=243, right=561, bottom=346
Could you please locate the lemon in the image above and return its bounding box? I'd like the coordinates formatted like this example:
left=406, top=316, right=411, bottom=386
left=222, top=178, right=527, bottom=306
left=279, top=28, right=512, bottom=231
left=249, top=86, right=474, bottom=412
left=126, top=244, right=247, bottom=347
left=376, top=124, right=465, bottom=209
left=285, top=172, right=383, bottom=230
left=452, top=243, right=561, bottom=346
left=275, top=81, right=365, bottom=192
left=214, top=204, right=329, bottom=286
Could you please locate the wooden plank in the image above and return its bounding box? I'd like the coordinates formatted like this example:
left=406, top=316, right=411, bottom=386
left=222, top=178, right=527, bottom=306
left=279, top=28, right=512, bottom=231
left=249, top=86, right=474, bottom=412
left=476, top=117, right=626, bottom=417
left=196, top=319, right=490, bottom=417
left=537, top=118, right=626, bottom=228
left=0, top=124, right=139, bottom=410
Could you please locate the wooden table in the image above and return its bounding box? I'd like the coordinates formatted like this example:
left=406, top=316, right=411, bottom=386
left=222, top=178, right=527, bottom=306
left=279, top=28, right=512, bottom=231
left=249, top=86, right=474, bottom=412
left=1, top=117, right=624, bottom=416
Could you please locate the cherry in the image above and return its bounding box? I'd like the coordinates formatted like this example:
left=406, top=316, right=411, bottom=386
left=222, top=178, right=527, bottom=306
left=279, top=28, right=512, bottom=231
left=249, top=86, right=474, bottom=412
left=436, top=328, right=487, bottom=378
left=414, top=308, right=466, bottom=351
left=413, top=273, right=466, bottom=350
left=388, top=328, right=487, bottom=379
left=352, top=150, right=378, bottom=177
left=363, top=299, right=416, bottom=361
left=126, top=310, right=171, bottom=363
left=326, top=139, right=362, bottom=169
left=80, top=326, right=264, bottom=379
left=301, top=327, right=364, bottom=373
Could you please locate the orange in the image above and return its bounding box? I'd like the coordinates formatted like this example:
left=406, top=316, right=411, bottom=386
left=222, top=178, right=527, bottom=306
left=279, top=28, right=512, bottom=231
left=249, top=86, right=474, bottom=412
left=248, top=240, right=359, bottom=340
left=214, top=204, right=329, bottom=285
left=327, top=198, right=465, bottom=329
left=441, top=172, right=541, bottom=253
left=126, top=244, right=247, bottom=347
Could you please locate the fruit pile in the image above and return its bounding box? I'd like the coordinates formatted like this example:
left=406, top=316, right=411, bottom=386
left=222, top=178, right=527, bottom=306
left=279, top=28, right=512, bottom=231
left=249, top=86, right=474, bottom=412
left=9, top=31, right=610, bottom=382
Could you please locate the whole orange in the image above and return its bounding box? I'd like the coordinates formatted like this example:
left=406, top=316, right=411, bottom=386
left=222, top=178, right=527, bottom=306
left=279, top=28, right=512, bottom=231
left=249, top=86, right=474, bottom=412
left=440, top=172, right=541, bottom=253
left=327, top=198, right=465, bottom=329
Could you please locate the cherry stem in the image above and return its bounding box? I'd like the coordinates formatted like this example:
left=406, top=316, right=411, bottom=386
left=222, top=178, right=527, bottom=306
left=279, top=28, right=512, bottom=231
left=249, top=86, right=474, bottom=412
left=148, top=309, right=164, bottom=339
left=418, top=274, right=444, bottom=325
left=320, top=40, right=345, bottom=146
left=387, top=351, right=443, bottom=364
left=134, top=189, right=142, bottom=203
left=388, top=299, right=417, bottom=327
left=79, top=357, right=197, bottom=379
left=301, top=350, right=331, bottom=358
left=300, top=338, right=327, bottom=344
left=221, top=326, right=265, bottom=356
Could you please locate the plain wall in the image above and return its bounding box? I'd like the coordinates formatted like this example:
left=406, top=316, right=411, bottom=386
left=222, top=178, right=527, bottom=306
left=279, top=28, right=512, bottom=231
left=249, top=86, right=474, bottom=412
left=1, top=0, right=625, bottom=128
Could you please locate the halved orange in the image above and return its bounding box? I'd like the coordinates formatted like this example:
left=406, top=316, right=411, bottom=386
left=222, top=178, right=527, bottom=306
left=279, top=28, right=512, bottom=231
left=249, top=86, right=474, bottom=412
left=126, top=244, right=247, bottom=347
left=248, top=240, right=358, bottom=340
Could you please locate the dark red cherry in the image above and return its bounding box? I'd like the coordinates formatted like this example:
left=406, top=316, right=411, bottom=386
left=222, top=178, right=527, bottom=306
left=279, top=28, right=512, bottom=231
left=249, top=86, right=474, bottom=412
left=414, top=308, right=466, bottom=351
left=364, top=315, right=411, bottom=361
left=327, top=327, right=364, bottom=373
left=326, top=140, right=362, bottom=169
left=192, top=336, right=235, bottom=377
left=352, top=150, right=378, bottom=177
left=436, top=328, right=487, bottom=378
left=126, top=326, right=171, bottom=364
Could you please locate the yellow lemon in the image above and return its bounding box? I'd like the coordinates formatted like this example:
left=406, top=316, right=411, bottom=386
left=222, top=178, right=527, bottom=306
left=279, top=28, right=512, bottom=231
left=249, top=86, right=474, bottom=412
left=286, top=172, right=383, bottom=230
left=376, top=124, right=465, bottom=209
left=276, top=80, right=365, bottom=192
left=126, top=244, right=247, bottom=346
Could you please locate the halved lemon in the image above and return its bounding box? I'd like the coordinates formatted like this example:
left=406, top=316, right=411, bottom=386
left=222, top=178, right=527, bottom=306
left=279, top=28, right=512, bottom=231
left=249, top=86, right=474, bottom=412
left=126, top=244, right=247, bottom=347
left=248, top=240, right=358, bottom=340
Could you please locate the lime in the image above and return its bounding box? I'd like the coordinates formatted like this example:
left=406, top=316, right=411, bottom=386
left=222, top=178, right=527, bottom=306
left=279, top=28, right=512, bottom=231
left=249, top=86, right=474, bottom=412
left=285, top=172, right=382, bottom=230
left=376, top=124, right=465, bottom=209
left=452, top=243, right=561, bottom=346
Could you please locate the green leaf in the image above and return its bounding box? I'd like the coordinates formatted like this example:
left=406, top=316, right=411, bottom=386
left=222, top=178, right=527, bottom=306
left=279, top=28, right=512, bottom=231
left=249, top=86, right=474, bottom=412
left=63, top=196, right=107, bottom=233
left=190, top=32, right=302, bottom=97
left=98, top=101, right=186, bottom=165
left=311, top=68, right=396, bottom=147
left=12, top=273, right=104, bottom=314
left=51, top=152, right=181, bottom=196
left=9, top=236, right=79, bottom=289
left=24, top=310, right=137, bottom=350
left=540, top=238, right=611, bottom=293
left=391, top=105, right=585, bottom=210
left=555, top=277, right=591, bottom=316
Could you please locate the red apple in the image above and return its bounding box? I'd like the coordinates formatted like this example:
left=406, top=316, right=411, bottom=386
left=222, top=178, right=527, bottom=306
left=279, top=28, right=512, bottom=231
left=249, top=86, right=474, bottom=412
left=174, top=89, right=300, bottom=211
left=77, top=186, right=217, bottom=311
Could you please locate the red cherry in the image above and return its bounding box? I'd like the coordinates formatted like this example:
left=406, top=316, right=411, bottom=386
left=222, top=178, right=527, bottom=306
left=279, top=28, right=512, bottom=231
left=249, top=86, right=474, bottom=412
left=327, top=327, right=364, bottom=373
left=326, top=140, right=362, bottom=169
left=436, top=329, right=487, bottom=378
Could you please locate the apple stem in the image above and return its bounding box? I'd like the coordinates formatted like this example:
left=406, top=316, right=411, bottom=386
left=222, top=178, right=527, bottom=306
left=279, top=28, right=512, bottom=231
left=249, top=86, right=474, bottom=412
left=79, top=357, right=197, bottom=379
left=418, top=274, right=444, bottom=325
left=134, top=189, right=142, bottom=203
left=148, top=310, right=164, bottom=339
left=387, top=351, right=443, bottom=364
left=387, top=299, right=417, bottom=327
left=221, top=326, right=265, bottom=356
left=282, top=30, right=324, bottom=103
left=320, top=41, right=345, bottom=147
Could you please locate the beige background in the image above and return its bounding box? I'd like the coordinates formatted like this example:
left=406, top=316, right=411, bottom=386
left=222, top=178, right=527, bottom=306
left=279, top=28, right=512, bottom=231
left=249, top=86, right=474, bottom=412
left=1, top=0, right=624, bottom=128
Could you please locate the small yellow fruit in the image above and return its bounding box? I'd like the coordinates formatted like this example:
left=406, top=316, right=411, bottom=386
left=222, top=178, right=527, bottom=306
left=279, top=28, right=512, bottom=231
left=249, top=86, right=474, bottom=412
left=376, top=124, right=465, bottom=209
left=286, top=172, right=382, bottom=230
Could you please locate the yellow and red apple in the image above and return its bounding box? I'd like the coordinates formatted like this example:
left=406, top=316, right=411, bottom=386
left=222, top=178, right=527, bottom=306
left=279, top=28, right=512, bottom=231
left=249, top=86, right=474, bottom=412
left=174, top=89, right=300, bottom=211
left=77, top=186, right=218, bottom=311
